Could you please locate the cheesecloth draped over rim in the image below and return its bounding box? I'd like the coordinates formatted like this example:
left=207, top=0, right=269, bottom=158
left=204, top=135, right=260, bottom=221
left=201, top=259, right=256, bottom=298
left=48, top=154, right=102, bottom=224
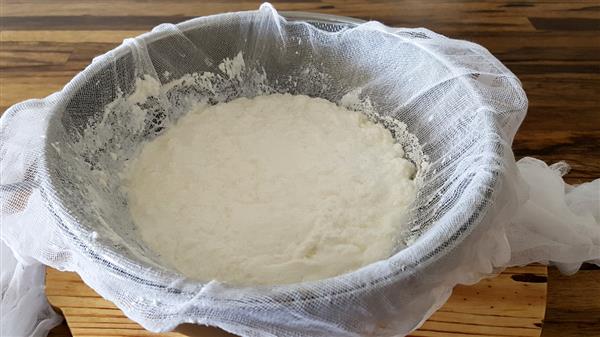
left=1, top=4, right=599, bottom=337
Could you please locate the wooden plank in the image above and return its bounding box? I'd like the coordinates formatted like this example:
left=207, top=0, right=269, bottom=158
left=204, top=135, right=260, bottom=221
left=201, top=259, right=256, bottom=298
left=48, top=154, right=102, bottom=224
left=513, top=130, right=600, bottom=181
left=1, top=30, right=144, bottom=43
left=46, top=266, right=547, bottom=337
left=0, top=50, right=70, bottom=67
left=1, top=1, right=599, bottom=19
left=0, top=14, right=535, bottom=33
left=541, top=266, right=600, bottom=337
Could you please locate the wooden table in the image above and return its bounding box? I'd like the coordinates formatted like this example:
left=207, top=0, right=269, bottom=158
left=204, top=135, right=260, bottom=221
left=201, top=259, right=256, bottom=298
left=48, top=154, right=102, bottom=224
left=1, top=1, right=598, bottom=336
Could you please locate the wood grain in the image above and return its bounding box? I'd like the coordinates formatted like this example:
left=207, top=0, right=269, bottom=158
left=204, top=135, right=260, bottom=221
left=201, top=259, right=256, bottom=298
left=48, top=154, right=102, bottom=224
left=542, top=266, right=600, bottom=337
left=1, top=0, right=598, bottom=336
left=45, top=266, right=547, bottom=337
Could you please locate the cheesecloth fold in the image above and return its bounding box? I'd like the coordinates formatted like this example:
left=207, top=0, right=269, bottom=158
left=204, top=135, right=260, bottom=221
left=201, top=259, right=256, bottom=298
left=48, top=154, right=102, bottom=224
left=1, top=3, right=599, bottom=337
